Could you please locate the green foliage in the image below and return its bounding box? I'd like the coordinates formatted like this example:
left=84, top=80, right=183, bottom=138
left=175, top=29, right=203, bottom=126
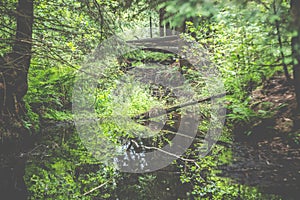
left=160, top=0, right=222, bottom=25
left=43, top=110, right=73, bottom=121
left=22, top=101, right=40, bottom=132
left=96, top=82, right=161, bottom=117
left=289, top=131, right=300, bottom=145
left=116, top=174, right=159, bottom=200
left=24, top=60, right=76, bottom=120
left=182, top=0, right=291, bottom=128
left=226, top=97, right=258, bottom=123
left=94, top=76, right=165, bottom=141
left=15, top=0, right=296, bottom=199
left=25, top=131, right=117, bottom=199
left=124, top=50, right=174, bottom=63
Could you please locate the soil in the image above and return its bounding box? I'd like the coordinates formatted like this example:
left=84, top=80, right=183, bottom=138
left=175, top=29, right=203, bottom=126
left=219, top=76, right=300, bottom=199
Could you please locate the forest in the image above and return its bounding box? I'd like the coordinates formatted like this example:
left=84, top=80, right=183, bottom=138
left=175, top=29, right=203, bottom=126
left=0, top=0, right=300, bottom=199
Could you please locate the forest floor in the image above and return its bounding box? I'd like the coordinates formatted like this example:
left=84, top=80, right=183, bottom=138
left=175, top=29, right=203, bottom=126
left=219, top=75, right=300, bottom=199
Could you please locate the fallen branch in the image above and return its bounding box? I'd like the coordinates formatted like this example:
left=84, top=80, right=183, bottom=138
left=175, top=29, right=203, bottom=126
left=135, top=120, right=231, bottom=147
left=132, top=93, right=226, bottom=121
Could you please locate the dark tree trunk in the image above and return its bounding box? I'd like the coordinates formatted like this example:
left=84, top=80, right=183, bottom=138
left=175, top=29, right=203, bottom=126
left=0, top=0, right=34, bottom=199
left=0, top=0, right=33, bottom=116
left=159, top=8, right=165, bottom=37
left=291, top=0, right=300, bottom=111
left=166, top=21, right=172, bottom=36
left=150, top=15, right=153, bottom=38
left=273, top=1, right=290, bottom=81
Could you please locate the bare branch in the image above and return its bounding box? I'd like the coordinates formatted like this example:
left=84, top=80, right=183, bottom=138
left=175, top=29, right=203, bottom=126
left=82, top=178, right=113, bottom=196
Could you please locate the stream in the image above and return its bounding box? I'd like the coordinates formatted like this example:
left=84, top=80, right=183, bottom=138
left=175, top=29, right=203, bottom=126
left=24, top=120, right=300, bottom=199
left=24, top=49, right=300, bottom=199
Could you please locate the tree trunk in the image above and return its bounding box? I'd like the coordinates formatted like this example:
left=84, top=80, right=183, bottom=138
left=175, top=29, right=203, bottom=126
left=0, top=0, right=33, bottom=199
left=291, top=0, right=300, bottom=111
left=159, top=8, right=165, bottom=37
left=0, top=0, right=33, bottom=116
left=273, top=1, right=290, bottom=81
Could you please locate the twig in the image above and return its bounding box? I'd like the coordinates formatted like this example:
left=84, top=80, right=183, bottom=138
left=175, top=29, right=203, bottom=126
left=82, top=178, right=113, bottom=196
left=27, top=144, right=44, bottom=154
left=130, top=139, right=200, bottom=169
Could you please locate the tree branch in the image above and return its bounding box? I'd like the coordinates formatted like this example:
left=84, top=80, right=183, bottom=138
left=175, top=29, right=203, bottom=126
left=132, top=93, right=226, bottom=121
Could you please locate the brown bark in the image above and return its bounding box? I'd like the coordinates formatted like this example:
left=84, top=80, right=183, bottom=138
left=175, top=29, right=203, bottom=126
left=291, top=0, right=300, bottom=111
left=0, top=0, right=33, bottom=199
left=0, top=0, right=33, bottom=116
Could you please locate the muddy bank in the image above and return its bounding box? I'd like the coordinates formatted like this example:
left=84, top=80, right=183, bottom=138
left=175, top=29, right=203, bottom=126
left=220, top=76, right=300, bottom=199
left=218, top=139, right=300, bottom=199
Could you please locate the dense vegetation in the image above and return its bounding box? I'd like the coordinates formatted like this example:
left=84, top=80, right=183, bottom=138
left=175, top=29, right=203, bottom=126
left=0, top=0, right=299, bottom=199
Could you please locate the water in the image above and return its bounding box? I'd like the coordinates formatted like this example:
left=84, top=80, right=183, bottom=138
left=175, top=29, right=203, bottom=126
left=24, top=121, right=300, bottom=199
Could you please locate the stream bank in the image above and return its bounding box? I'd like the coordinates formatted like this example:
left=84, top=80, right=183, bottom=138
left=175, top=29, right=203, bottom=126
left=220, top=75, right=300, bottom=199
